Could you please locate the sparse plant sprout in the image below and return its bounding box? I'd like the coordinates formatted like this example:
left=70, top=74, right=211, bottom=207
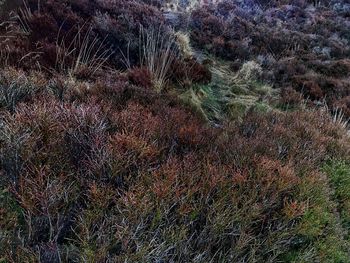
left=14, top=0, right=34, bottom=34
left=332, top=108, right=349, bottom=130
left=55, top=25, right=113, bottom=77
left=321, top=103, right=349, bottom=131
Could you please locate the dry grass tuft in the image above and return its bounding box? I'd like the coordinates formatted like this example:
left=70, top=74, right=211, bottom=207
left=139, top=26, right=179, bottom=92
left=55, top=25, right=113, bottom=78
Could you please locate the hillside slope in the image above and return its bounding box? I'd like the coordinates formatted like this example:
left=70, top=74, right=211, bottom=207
left=0, top=0, right=350, bottom=262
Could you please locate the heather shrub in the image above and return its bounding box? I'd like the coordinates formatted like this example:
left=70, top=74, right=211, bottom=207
left=0, top=0, right=165, bottom=72
left=0, top=98, right=111, bottom=261
left=171, top=57, right=212, bottom=87
left=127, top=67, right=153, bottom=89
left=1, top=89, right=349, bottom=261
left=91, top=0, right=165, bottom=67
left=280, top=87, right=303, bottom=108
left=0, top=68, right=46, bottom=112
left=1, top=0, right=350, bottom=262
left=0, top=0, right=211, bottom=92
left=189, top=0, right=350, bottom=116
left=0, top=71, right=33, bottom=112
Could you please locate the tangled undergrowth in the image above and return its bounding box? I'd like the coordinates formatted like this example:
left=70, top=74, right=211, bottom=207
left=0, top=0, right=350, bottom=262
left=188, top=0, right=350, bottom=117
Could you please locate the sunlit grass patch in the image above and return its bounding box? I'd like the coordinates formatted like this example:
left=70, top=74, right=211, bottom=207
left=179, top=59, right=277, bottom=122
left=323, top=160, right=350, bottom=240
left=287, top=168, right=350, bottom=262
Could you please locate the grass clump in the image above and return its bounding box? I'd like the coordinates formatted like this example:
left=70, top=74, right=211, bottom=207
left=292, top=172, right=350, bottom=262
left=139, top=26, right=179, bottom=93
left=0, top=69, right=36, bottom=112
left=281, top=160, right=350, bottom=262
left=323, top=160, right=350, bottom=240
left=179, top=59, right=277, bottom=122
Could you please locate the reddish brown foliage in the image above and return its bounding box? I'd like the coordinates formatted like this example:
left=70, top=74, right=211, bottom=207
left=280, top=87, right=303, bottom=107
left=171, top=57, right=212, bottom=87
left=127, top=67, right=153, bottom=89
left=1, top=78, right=349, bottom=260
left=0, top=0, right=165, bottom=72
left=189, top=1, right=350, bottom=116
left=1, top=1, right=350, bottom=261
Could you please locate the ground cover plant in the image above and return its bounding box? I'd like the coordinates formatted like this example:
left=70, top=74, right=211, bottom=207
left=189, top=0, right=350, bottom=117
left=0, top=0, right=350, bottom=262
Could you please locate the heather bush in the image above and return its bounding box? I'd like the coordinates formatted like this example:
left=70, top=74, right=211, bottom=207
left=1, top=0, right=350, bottom=262
left=0, top=0, right=165, bottom=71
left=0, top=70, right=33, bottom=112
left=171, top=57, right=212, bottom=87
left=0, top=0, right=211, bottom=92
left=1, top=87, right=349, bottom=261
left=189, top=0, right=350, bottom=116
left=127, top=66, right=153, bottom=89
